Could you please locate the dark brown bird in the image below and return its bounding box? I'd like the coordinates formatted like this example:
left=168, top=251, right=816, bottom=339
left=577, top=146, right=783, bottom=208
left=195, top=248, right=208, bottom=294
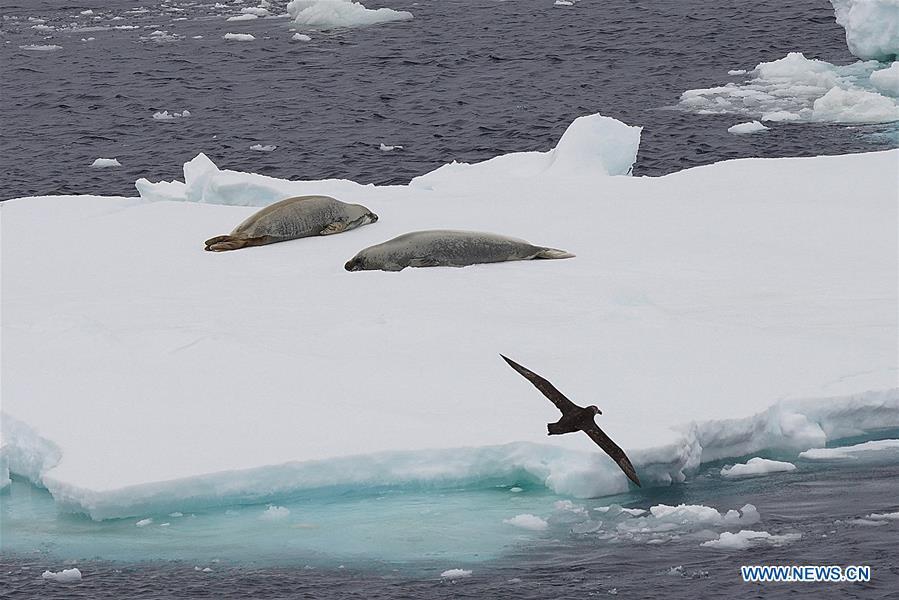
left=500, top=354, right=641, bottom=487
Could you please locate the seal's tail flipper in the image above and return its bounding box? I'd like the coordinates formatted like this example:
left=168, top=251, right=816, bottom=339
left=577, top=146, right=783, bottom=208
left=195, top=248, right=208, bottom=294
left=204, top=235, right=264, bottom=252
left=534, top=247, right=575, bottom=260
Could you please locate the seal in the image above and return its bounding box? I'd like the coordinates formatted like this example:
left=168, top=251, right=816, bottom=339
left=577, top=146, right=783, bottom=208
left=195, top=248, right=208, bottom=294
left=500, top=354, right=641, bottom=487
left=204, top=195, right=378, bottom=252
left=344, top=230, right=574, bottom=272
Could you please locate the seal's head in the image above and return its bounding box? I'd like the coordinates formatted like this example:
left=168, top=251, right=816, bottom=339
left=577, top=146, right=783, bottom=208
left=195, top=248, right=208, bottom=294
left=347, top=204, right=378, bottom=228
left=344, top=255, right=366, bottom=271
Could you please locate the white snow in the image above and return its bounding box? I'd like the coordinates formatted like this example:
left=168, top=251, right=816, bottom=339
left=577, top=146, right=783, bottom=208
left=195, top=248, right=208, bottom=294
left=286, top=0, right=413, bottom=29
left=227, top=13, right=257, bottom=21
left=41, top=568, right=82, bottom=582
left=441, top=568, right=472, bottom=578
left=223, top=32, right=255, bottom=40
left=720, top=457, right=797, bottom=478
left=91, top=158, right=122, bottom=168
left=799, top=439, right=899, bottom=460
left=291, top=33, right=312, bottom=41
left=260, top=505, right=290, bottom=520
left=701, top=530, right=801, bottom=550
left=2, top=113, right=897, bottom=520
left=250, top=144, right=277, bottom=151
left=680, top=53, right=899, bottom=124
left=727, top=121, right=768, bottom=134
left=830, top=0, right=899, bottom=61
left=503, top=514, right=549, bottom=531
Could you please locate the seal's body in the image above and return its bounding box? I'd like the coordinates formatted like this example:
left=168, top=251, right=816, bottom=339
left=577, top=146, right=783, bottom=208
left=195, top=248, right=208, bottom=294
left=205, top=195, right=377, bottom=252
left=344, top=230, right=574, bottom=271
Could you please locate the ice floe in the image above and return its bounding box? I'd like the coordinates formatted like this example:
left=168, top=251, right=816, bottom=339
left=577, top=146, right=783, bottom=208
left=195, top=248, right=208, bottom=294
left=379, top=143, right=403, bottom=151
left=830, top=0, right=899, bottom=61
left=799, top=439, right=899, bottom=460
left=727, top=121, right=768, bottom=134
left=226, top=13, right=258, bottom=21
left=153, top=110, right=191, bottom=120
left=223, top=32, right=255, bottom=40
left=41, top=568, right=82, bottom=582
left=286, top=0, right=413, bottom=29
left=2, top=113, right=897, bottom=520
left=680, top=53, right=899, bottom=124
left=720, top=457, right=797, bottom=479
left=91, top=158, right=122, bottom=168
left=291, top=33, right=312, bottom=41
left=19, top=44, right=62, bottom=51
left=249, top=144, right=277, bottom=151
left=441, top=568, right=472, bottom=579
left=701, top=530, right=801, bottom=550
left=503, top=514, right=549, bottom=531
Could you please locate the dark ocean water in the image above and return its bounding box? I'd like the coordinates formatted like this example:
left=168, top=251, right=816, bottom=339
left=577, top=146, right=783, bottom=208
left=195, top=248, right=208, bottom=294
left=3, top=454, right=899, bottom=599
left=0, top=0, right=895, bottom=200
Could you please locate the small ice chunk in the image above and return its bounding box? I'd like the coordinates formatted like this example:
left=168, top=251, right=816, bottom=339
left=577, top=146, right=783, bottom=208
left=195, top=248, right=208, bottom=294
left=287, top=0, right=413, bottom=29
left=31, top=24, right=54, bottom=31
left=250, top=144, right=277, bottom=151
left=727, top=121, right=769, bottom=134
left=202, top=567, right=213, bottom=572
left=727, top=69, right=747, bottom=75
left=870, top=62, right=899, bottom=97
left=440, top=568, right=472, bottom=579
left=80, top=9, right=94, bottom=15
left=799, top=439, right=899, bottom=460
left=554, top=0, right=574, bottom=5
left=41, top=568, right=82, bottom=582
left=227, top=13, right=258, bottom=21
left=260, top=505, right=290, bottom=520
left=509, top=487, right=523, bottom=493
left=503, top=514, right=549, bottom=531
left=701, top=530, right=801, bottom=550
left=762, top=111, right=801, bottom=122
left=19, top=44, right=63, bottom=51
left=153, top=110, right=189, bottom=120
left=135, top=518, right=153, bottom=527
left=169, top=512, right=184, bottom=517
left=379, top=143, right=404, bottom=151
left=291, top=33, right=311, bottom=41
left=223, top=33, right=255, bottom=41
left=866, top=511, right=899, bottom=521
left=720, top=457, right=796, bottom=478
left=90, top=158, right=122, bottom=168
left=241, top=6, right=270, bottom=16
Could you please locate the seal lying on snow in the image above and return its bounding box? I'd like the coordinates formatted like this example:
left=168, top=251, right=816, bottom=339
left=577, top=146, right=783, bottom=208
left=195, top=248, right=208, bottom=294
left=205, top=195, right=378, bottom=252
left=344, top=230, right=574, bottom=271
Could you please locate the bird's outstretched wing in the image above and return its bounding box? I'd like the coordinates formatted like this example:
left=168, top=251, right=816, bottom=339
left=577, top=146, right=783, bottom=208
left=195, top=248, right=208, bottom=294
left=500, top=354, right=579, bottom=415
left=582, top=423, right=641, bottom=487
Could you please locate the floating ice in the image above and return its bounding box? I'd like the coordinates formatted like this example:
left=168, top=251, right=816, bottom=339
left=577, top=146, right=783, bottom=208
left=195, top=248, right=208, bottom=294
left=286, top=0, right=413, bottom=29
left=701, top=530, right=801, bottom=550
left=227, top=13, right=258, bottom=21
left=223, top=32, right=255, bottom=40
left=136, top=518, right=153, bottom=527
left=870, top=61, right=899, bottom=96
left=3, top=113, right=898, bottom=520
left=554, top=1, right=574, bottom=6
left=503, top=514, right=549, bottom=531
left=19, top=44, right=62, bottom=51
left=41, top=568, right=82, bottom=582
left=799, top=439, right=899, bottom=460
left=830, top=0, right=899, bottom=61
left=727, top=121, right=769, bottom=134
left=728, top=69, right=747, bottom=75
left=720, top=457, right=796, bottom=478
left=31, top=24, right=54, bottom=31
left=291, top=33, right=311, bottom=41
left=441, top=569, right=472, bottom=579
left=241, top=6, right=270, bottom=16
left=250, top=144, right=277, bottom=151
left=153, top=110, right=190, bottom=120
left=680, top=53, right=899, bottom=124
left=379, top=143, right=403, bottom=151
left=90, top=158, right=122, bottom=168
left=866, top=511, right=899, bottom=520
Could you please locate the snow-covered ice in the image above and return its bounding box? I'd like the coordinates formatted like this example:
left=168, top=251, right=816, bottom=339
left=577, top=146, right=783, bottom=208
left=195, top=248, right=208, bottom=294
left=291, top=33, right=312, bottom=41
left=680, top=53, right=899, bottom=124
left=720, top=458, right=797, bottom=479
left=799, top=439, right=899, bottom=460
left=870, top=61, right=899, bottom=96
left=223, top=32, right=255, bottom=41
left=227, top=13, right=258, bottom=21
left=830, top=0, right=899, bottom=61
left=19, top=44, right=62, bottom=51
left=153, top=110, right=190, bottom=120
left=379, top=143, right=403, bottom=151
left=286, top=0, right=413, bottom=29
left=135, top=518, right=153, bottom=527
left=701, top=530, right=801, bottom=550
left=91, top=158, right=122, bottom=168
left=503, top=514, right=549, bottom=531
left=41, top=568, right=82, bottom=582
left=440, top=568, right=472, bottom=579
left=727, top=121, right=769, bottom=134
left=2, top=113, right=897, bottom=520
left=250, top=144, right=277, bottom=151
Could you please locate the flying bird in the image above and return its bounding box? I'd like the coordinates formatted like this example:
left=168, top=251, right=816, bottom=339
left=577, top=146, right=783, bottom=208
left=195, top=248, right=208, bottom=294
left=500, top=354, right=641, bottom=487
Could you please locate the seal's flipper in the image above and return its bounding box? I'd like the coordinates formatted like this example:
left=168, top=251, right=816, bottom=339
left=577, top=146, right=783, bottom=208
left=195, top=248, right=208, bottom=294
left=534, top=248, right=575, bottom=260
left=205, top=235, right=273, bottom=252
left=320, top=222, right=348, bottom=236
left=408, top=257, right=442, bottom=268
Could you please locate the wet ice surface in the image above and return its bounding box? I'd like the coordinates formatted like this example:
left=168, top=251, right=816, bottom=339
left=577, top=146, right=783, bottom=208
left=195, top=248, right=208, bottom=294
left=3, top=453, right=899, bottom=599
left=1, top=0, right=896, bottom=199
